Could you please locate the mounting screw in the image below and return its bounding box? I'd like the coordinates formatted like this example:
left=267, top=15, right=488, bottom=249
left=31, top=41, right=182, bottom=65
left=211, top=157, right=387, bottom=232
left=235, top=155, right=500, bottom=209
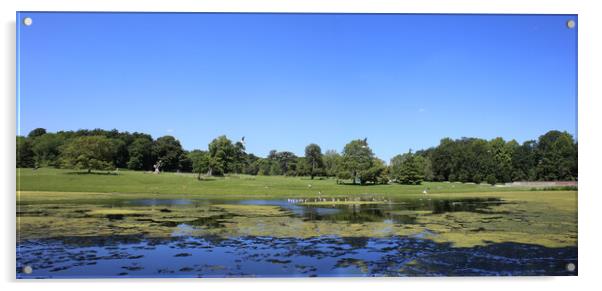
left=566, top=263, right=576, bottom=272
left=23, top=17, right=32, bottom=26
left=566, top=20, right=575, bottom=29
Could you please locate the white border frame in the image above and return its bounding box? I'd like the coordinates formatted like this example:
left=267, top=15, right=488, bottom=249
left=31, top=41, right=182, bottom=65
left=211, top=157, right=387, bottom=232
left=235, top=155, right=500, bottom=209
left=2, top=1, right=600, bottom=291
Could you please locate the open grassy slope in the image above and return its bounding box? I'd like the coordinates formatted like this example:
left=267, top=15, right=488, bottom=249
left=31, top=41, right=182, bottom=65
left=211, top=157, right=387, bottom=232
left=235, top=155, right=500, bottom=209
left=17, top=167, right=537, bottom=198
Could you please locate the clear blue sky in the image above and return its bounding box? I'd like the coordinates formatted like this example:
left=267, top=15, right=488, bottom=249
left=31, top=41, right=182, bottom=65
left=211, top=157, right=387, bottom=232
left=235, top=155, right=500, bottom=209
left=17, top=13, right=577, bottom=161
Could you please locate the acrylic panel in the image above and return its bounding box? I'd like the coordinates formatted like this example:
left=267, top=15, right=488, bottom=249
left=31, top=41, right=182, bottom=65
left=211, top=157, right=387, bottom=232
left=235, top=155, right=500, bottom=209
left=16, top=12, right=578, bottom=278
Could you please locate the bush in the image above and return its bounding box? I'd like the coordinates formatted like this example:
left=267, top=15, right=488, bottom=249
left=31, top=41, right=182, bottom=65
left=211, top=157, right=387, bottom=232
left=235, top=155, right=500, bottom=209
left=485, top=174, right=497, bottom=185
left=448, top=173, right=457, bottom=182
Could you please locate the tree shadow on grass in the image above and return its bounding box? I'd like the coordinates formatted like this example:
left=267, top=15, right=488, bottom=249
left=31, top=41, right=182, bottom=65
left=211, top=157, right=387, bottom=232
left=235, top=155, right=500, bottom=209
left=65, top=171, right=119, bottom=176
left=335, top=182, right=384, bottom=186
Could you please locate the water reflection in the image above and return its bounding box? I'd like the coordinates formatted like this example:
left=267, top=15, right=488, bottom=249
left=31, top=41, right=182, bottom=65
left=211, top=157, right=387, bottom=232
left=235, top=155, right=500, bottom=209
left=18, top=195, right=571, bottom=278
left=119, top=196, right=509, bottom=227
left=16, top=235, right=577, bottom=278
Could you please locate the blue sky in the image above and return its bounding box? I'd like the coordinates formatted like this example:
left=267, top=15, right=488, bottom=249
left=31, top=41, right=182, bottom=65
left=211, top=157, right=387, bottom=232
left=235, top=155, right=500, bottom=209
left=17, top=13, right=577, bottom=160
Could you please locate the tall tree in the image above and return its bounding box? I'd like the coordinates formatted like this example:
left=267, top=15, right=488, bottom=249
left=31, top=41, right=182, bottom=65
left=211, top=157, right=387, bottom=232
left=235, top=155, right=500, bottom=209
left=188, top=150, right=211, bottom=179
left=127, top=137, right=155, bottom=170
left=535, top=130, right=577, bottom=180
left=304, top=143, right=323, bottom=179
left=323, top=150, right=341, bottom=177
left=153, top=136, right=185, bottom=172
left=16, top=136, right=35, bottom=168
left=31, top=133, right=64, bottom=167
left=390, top=151, right=425, bottom=185
left=339, top=139, right=375, bottom=184
left=208, top=135, right=240, bottom=175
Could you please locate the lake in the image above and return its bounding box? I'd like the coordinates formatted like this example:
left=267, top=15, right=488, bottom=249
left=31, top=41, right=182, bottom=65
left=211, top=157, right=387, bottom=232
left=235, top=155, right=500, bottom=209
left=16, top=195, right=577, bottom=278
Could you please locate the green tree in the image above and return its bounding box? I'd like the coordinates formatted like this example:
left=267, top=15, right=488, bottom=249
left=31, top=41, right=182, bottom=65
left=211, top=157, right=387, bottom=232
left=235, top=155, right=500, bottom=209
left=511, top=140, right=537, bottom=181
left=304, top=143, right=323, bottom=179
left=27, top=128, right=47, bottom=138
left=323, top=150, right=341, bottom=177
left=208, top=135, right=244, bottom=175
left=179, top=150, right=193, bottom=172
left=339, top=139, right=375, bottom=184
left=359, top=158, right=389, bottom=184
left=491, top=138, right=517, bottom=183
left=257, top=158, right=272, bottom=175
left=60, top=136, right=116, bottom=173
left=127, top=137, right=154, bottom=170
left=431, top=138, right=456, bottom=181
left=390, top=151, right=425, bottom=185
left=188, top=150, right=211, bottom=179
left=276, top=151, right=298, bottom=175
left=243, top=154, right=261, bottom=175
left=296, top=157, right=311, bottom=177
left=16, top=136, right=35, bottom=168
left=535, top=130, right=577, bottom=180
left=153, top=136, right=185, bottom=172
left=31, top=133, right=64, bottom=167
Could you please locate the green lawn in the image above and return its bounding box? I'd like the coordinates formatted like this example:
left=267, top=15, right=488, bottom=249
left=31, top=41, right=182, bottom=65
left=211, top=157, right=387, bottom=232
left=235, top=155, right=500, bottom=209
left=17, top=167, right=534, bottom=198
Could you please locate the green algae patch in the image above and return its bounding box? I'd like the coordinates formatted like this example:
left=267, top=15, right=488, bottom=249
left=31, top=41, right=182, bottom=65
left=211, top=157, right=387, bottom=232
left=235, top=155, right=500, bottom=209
left=390, top=210, right=433, bottom=216
left=88, top=209, right=149, bottom=216
left=16, top=190, right=577, bottom=249
left=211, top=204, right=290, bottom=217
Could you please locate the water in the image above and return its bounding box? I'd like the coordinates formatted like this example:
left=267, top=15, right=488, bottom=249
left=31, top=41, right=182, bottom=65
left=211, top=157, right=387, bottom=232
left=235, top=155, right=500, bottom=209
left=16, top=197, right=577, bottom=278
left=17, top=235, right=576, bottom=278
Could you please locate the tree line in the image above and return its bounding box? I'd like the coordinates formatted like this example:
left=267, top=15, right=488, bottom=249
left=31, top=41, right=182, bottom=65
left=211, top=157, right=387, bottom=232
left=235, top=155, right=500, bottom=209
left=16, top=128, right=577, bottom=184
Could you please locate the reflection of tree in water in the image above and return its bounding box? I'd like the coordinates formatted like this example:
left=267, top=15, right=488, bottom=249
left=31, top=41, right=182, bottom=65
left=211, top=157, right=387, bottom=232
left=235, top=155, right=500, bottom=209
left=298, top=198, right=507, bottom=224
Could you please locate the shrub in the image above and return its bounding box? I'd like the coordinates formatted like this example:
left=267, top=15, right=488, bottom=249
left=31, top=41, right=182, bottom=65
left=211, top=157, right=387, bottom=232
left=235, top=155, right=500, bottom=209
left=485, top=174, right=497, bottom=185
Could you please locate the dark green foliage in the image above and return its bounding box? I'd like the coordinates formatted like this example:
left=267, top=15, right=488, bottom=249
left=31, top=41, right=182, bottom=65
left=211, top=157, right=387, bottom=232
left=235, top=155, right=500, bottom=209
left=304, top=143, right=324, bottom=179
left=127, top=137, right=155, bottom=170
left=188, top=150, right=211, bottom=178
left=359, top=159, right=389, bottom=185
left=511, top=140, right=538, bottom=181
left=27, top=128, right=47, bottom=138
left=535, top=131, right=577, bottom=181
left=339, top=139, right=378, bottom=184
left=323, top=150, right=342, bottom=177
left=31, top=133, right=64, bottom=167
left=243, top=154, right=261, bottom=175
left=486, top=174, right=497, bottom=185
left=266, top=150, right=298, bottom=176
left=390, top=151, right=425, bottom=185
left=429, top=131, right=577, bottom=183
left=16, top=128, right=577, bottom=184
left=17, top=136, right=35, bottom=168
left=207, top=135, right=246, bottom=175
left=153, top=136, right=185, bottom=172
left=179, top=151, right=194, bottom=172
left=60, top=136, right=116, bottom=172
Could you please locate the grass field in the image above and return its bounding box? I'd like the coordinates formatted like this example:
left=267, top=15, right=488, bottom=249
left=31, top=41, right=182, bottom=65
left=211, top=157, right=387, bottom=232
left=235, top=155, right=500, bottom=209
left=18, top=167, right=539, bottom=198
